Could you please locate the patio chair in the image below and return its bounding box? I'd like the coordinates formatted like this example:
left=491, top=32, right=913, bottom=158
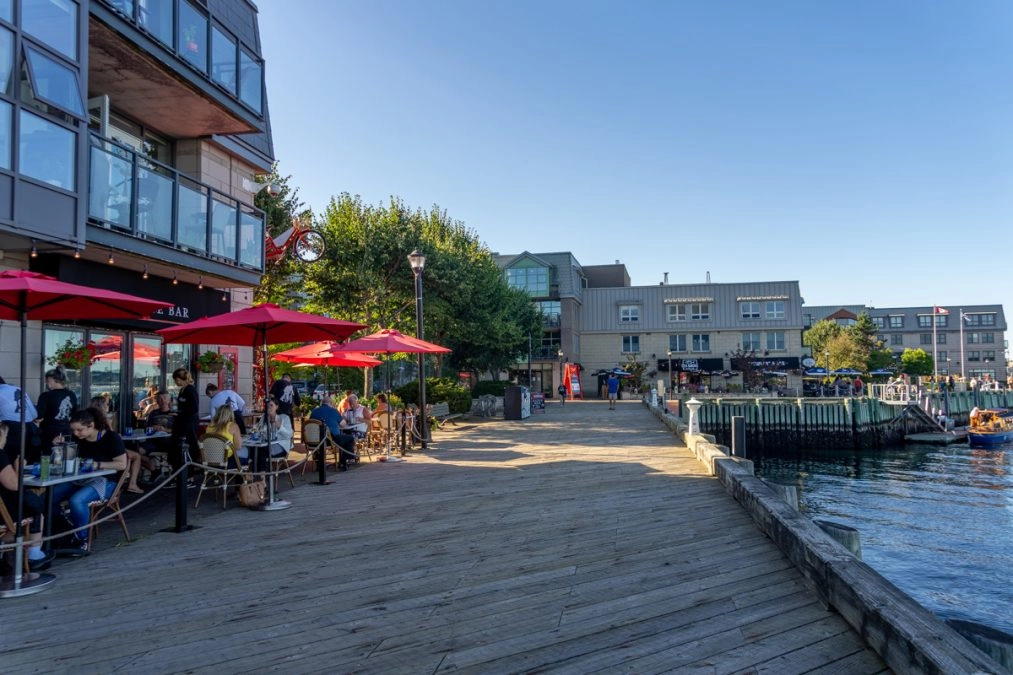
left=369, top=413, right=394, bottom=456
left=271, top=452, right=295, bottom=487
left=195, top=433, right=244, bottom=509
left=86, top=463, right=131, bottom=551
left=0, top=499, right=32, bottom=576
left=300, top=419, right=338, bottom=475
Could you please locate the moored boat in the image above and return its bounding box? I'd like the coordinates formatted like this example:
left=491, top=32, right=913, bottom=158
left=967, top=409, right=1013, bottom=445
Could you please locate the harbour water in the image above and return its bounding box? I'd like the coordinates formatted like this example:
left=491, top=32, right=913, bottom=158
left=752, top=441, right=1013, bottom=636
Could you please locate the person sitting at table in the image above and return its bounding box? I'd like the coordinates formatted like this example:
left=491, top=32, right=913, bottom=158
left=52, top=407, right=128, bottom=554
left=340, top=394, right=372, bottom=438
left=337, top=389, right=352, bottom=414
left=90, top=395, right=117, bottom=432
left=309, top=395, right=358, bottom=471
left=373, top=393, right=390, bottom=417
left=0, top=422, right=48, bottom=569
left=0, top=375, right=41, bottom=463
left=35, top=366, right=78, bottom=453
left=204, top=405, right=244, bottom=473
left=206, top=383, right=247, bottom=435
left=136, top=391, right=174, bottom=484
left=137, top=385, right=159, bottom=420
left=249, top=398, right=292, bottom=473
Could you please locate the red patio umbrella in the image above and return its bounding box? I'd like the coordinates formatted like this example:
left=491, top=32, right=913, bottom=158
left=330, top=328, right=451, bottom=355
left=0, top=270, right=172, bottom=596
left=273, top=341, right=381, bottom=368
left=156, top=304, right=366, bottom=504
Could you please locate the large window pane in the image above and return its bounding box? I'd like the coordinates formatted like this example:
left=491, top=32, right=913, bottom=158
left=211, top=26, right=236, bottom=92
left=239, top=50, right=262, bottom=112
left=0, top=0, right=11, bottom=23
left=130, top=336, right=162, bottom=423
left=89, top=140, right=133, bottom=228
left=138, top=0, right=172, bottom=46
left=177, top=179, right=207, bottom=251
left=178, top=1, right=207, bottom=72
left=0, top=26, right=12, bottom=95
left=239, top=207, right=263, bottom=268
left=20, top=110, right=75, bottom=189
left=23, top=0, right=77, bottom=60
left=211, top=196, right=237, bottom=259
left=43, top=327, right=85, bottom=402
left=137, top=162, right=172, bottom=240
left=25, top=47, right=84, bottom=117
left=91, top=331, right=123, bottom=430
left=0, top=101, right=9, bottom=169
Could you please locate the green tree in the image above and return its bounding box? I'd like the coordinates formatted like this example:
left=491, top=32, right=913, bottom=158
left=803, top=320, right=843, bottom=360
left=900, top=348, right=933, bottom=376
left=302, top=193, right=539, bottom=388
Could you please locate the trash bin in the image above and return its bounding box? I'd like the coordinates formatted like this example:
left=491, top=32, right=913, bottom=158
left=504, top=385, right=531, bottom=420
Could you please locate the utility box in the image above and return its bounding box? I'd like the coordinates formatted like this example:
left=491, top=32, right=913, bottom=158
left=504, top=385, right=531, bottom=420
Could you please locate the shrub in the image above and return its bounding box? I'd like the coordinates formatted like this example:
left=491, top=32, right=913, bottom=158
left=473, top=380, right=510, bottom=397
left=395, top=377, right=471, bottom=414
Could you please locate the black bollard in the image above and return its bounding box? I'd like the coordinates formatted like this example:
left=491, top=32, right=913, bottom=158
left=731, top=415, right=747, bottom=458
left=316, top=442, right=330, bottom=485
left=174, top=460, right=188, bottom=532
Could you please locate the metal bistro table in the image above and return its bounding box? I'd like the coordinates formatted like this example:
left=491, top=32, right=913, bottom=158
left=244, top=438, right=289, bottom=511
left=121, top=430, right=171, bottom=480
left=23, top=468, right=117, bottom=554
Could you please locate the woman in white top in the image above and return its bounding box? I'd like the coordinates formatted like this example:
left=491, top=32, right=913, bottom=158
left=251, top=398, right=292, bottom=472
left=340, top=394, right=372, bottom=437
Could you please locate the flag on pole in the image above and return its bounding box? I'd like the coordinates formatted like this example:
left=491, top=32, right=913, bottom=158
left=934, top=306, right=950, bottom=315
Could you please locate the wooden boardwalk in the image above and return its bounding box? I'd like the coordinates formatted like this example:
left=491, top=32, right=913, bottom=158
left=2, top=400, right=888, bottom=674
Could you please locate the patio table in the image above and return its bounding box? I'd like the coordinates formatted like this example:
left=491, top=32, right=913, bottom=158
left=23, top=468, right=116, bottom=553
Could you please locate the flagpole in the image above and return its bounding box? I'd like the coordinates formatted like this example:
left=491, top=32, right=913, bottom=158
left=932, top=307, right=938, bottom=390
left=959, top=309, right=966, bottom=380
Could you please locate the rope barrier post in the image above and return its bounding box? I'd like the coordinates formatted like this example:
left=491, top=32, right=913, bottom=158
left=316, top=441, right=331, bottom=485
left=174, top=461, right=188, bottom=532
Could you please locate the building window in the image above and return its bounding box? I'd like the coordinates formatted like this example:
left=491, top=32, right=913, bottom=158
left=937, top=333, right=946, bottom=344
left=239, top=50, right=262, bottom=113
left=765, top=301, right=785, bottom=319
left=889, top=316, right=904, bottom=328
left=877, top=334, right=886, bottom=344
left=619, top=305, right=639, bottom=323
left=968, top=351, right=980, bottom=362
left=622, top=335, right=640, bottom=353
left=178, top=1, right=209, bottom=73
left=920, top=334, right=932, bottom=345
left=0, top=0, right=11, bottom=23
left=211, top=25, right=237, bottom=93
left=983, top=332, right=994, bottom=343
left=980, top=314, right=996, bottom=326
left=690, top=303, right=710, bottom=320
left=803, top=313, right=813, bottom=328
left=891, top=334, right=903, bottom=346
left=669, top=334, right=687, bottom=352
left=938, top=351, right=947, bottom=361
left=0, top=26, right=12, bottom=96
left=918, top=316, right=932, bottom=328
left=966, top=332, right=994, bottom=344
left=139, top=0, right=173, bottom=46
left=872, top=317, right=885, bottom=329
left=741, top=332, right=761, bottom=351
left=0, top=100, right=9, bottom=170
left=24, top=47, right=85, bottom=118
left=535, top=300, right=560, bottom=326
left=506, top=266, right=548, bottom=295
left=740, top=302, right=760, bottom=319
left=19, top=109, right=75, bottom=189
left=666, top=304, right=684, bottom=321
left=983, top=350, right=996, bottom=361
left=691, top=334, right=710, bottom=352
left=766, top=331, right=785, bottom=351
left=23, top=0, right=77, bottom=60
left=668, top=302, right=710, bottom=321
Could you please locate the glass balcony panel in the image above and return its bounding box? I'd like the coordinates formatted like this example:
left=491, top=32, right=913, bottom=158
left=239, top=50, right=261, bottom=113
left=211, top=196, right=237, bottom=260
left=211, top=25, right=236, bottom=93
left=239, top=207, right=262, bottom=269
left=178, top=1, right=208, bottom=73
left=88, top=141, right=133, bottom=229
left=106, top=0, right=135, bottom=19
left=0, top=26, right=13, bottom=96
left=20, top=109, right=75, bottom=190
left=138, top=0, right=172, bottom=46
left=137, top=161, right=173, bottom=240
left=177, top=180, right=207, bottom=252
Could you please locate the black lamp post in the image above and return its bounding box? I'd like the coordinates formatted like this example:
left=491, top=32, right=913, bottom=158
left=408, top=249, right=428, bottom=449
left=558, top=349, right=564, bottom=398
left=667, top=349, right=673, bottom=395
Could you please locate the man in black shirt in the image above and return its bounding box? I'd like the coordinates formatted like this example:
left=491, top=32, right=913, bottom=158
left=269, top=373, right=300, bottom=422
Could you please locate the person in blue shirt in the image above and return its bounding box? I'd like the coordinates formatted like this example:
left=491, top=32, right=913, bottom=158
left=308, top=395, right=358, bottom=470
left=607, top=373, right=620, bottom=410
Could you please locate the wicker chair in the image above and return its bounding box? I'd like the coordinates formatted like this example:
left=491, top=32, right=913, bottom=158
left=301, top=419, right=339, bottom=475
left=196, top=433, right=245, bottom=508
left=0, top=499, right=32, bottom=575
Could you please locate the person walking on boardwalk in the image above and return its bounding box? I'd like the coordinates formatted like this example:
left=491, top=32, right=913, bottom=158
left=557, top=383, right=566, bottom=406
left=607, top=373, right=619, bottom=410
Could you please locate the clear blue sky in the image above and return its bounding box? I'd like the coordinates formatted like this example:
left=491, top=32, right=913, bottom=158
left=257, top=1, right=1013, bottom=309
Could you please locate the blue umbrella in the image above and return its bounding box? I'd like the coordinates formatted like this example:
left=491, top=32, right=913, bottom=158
left=804, top=367, right=828, bottom=376
left=869, top=369, right=894, bottom=377
left=832, top=368, right=863, bottom=376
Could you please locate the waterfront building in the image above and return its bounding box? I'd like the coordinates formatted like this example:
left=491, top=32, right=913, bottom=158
left=494, top=251, right=805, bottom=396
left=0, top=0, right=273, bottom=428
left=805, top=305, right=1008, bottom=383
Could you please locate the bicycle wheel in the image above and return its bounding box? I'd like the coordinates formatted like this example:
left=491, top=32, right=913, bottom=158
left=293, top=230, right=326, bottom=262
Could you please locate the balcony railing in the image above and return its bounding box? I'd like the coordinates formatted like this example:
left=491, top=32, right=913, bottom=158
left=542, top=314, right=561, bottom=327
left=533, top=346, right=562, bottom=360
left=88, top=132, right=265, bottom=271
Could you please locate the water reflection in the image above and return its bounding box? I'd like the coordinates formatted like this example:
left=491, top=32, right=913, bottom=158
left=754, top=442, right=1012, bottom=634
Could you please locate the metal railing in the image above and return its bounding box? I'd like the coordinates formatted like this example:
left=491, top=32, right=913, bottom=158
left=88, top=132, right=265, bottom=270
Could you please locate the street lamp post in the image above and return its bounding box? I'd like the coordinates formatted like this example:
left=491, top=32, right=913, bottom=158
left=825, top=351, right=831, bottom=397
left=667, top=349, right=673, bottom=397
left=558, top=349, right=564, bottom=400
left=408, top=250, right=428, bottom=449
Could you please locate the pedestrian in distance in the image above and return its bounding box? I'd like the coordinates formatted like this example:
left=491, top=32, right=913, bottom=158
left=607, top=373, right=619, bottom=410
left=558, top=383, right=566, bottom=406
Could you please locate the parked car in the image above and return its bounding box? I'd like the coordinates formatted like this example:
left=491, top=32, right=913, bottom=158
left=291, top=380, right=308, bottom=397
left=312, top=384, right=341, bottom=401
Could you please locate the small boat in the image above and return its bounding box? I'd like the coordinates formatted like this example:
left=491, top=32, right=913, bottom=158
left=967, top=409, right=1013, bottom=445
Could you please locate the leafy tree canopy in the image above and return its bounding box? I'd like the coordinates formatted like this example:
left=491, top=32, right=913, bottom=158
left=900, top=348, right=933, bottom=376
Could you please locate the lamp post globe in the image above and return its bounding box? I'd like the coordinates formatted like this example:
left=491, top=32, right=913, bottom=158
left=408, top=250, right=428, bottom=448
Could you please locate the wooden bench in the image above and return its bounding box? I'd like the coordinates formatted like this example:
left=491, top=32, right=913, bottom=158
left=429, top=401, right=462, bottom=429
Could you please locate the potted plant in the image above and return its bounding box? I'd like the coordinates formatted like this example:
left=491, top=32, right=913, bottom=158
left=49, top=338, right=95, bottom=370
left=196, top=350, right=231, bottom=373
left=182, top=26, right=199, bottom=54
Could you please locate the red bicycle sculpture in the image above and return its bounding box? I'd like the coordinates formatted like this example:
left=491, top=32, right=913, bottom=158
left=264, top=215, right=326, bottom=264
